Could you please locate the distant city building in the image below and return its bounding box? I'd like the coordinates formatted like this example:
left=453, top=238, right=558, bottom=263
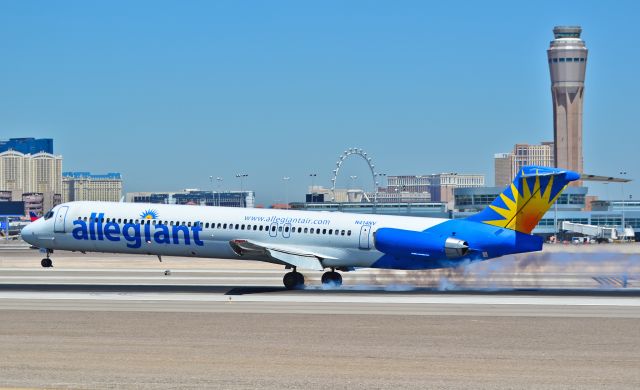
left=306, top=174, right=481, bottom=207
left=0, top=137, right=53, bottom=155
left=494, top=142, right=554, bottom=187
left=548, top=26, right=588, bottom=184
left=494, top=153, right=512, bottom=188
left=0, top=150, right=62, bottom=194
left=306, top=186, right=350, bottom=203
left=387, top=175, right=430, bottom=193
left=306, top=185, right=431, bottom=204
left=454, top=186, right=587, bottom=212
left=429, top=173, right=485, bottom=207
left=22, top=192, right=62, bottom=217
left=127, top=189, right=255, bottom=208
left=62, top=172, right=123, bottom=202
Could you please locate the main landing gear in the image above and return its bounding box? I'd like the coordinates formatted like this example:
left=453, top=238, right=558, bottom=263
left=281, top=267, right=344, bottom=289
left=321, top=269, right=342, bottom=288
left=41, top=250, right=53, bottom=268
left=283, top=268, right=305, bottom=290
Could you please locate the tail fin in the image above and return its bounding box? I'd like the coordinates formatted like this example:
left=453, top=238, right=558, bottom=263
left=29, top=212, right=39, bottom=222
left=467, top=166, right=580, bottom=234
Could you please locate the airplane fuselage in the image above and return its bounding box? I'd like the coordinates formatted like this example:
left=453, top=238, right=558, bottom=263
left=23, top=201, right=458, bottom=269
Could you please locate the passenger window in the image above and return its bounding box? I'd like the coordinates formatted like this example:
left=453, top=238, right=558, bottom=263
left=322, top=229, right=326, bottom=234
left=335, top=230, right=339, bottom=235
left=553, top=58, right=558, bottom=62
left=241, top=224, right=245, bottom=230
left=310, top=228, right=314, bottom=234
left=304, top=228, right=308, bottom=233
left=317, top=229, right=321, bottom=234
left=223, top=223, right=227, bottom=229
left=188, top=222, right=192, bottom=227
left=259, top=225, right=263, bottom=231
left=298, top=227, right=302, bottom=233
left=217, top=223, right=222, bottom=228
left=341, top=230, right=345, bottom=236
left=278, top=226, right=282, bottom=232
left=347, top=230, right=352, bottom=236
left=329, top=229, right=333, bottom=234
left=271, top=225, right=276, bottom=232
left=235, top=224, right=239, bottom=229
left=205, top=223, right=210, bottom=228
left=253, top=225, right=257, bottom=231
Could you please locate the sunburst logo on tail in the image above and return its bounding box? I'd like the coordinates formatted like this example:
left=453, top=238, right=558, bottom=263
left=468, top=166, right=578, bottom=234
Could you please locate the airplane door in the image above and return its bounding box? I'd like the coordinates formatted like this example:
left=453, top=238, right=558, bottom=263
left=269, top=222, right=278, bottom=237
left=54, top=206, right=69, bottom=233
left=282, top=223, right=291, bottom=238
left=358, top=225, right=371, bottom=250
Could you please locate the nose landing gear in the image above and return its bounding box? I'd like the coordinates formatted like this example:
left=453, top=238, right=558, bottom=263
left=40, top=250, right=53, bottom=268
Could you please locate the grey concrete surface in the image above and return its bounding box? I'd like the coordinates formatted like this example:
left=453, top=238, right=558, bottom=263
left=0, top=311, right=639, bottom=389
left=0, top=248, right=639, bottom=389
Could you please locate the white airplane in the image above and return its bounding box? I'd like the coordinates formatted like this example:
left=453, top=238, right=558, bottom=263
left=21, top=166, right=579, bottom=289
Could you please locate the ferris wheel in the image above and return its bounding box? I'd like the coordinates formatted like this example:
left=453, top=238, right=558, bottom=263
left=330, top=147, right=381, bottom=202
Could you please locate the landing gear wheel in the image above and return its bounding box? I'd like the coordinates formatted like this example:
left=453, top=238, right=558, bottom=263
left=283, top=271, right=305, bottom=290
left=41, top=258, right=53, bottom=268
left=321, top=271, right=343, bottom=287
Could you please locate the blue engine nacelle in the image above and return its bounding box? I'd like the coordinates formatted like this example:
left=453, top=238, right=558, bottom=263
left=373, top=228, right=470, bottom=260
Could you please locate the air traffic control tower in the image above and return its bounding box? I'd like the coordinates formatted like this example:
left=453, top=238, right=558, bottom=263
left=548, top=26, right=588, bottom=185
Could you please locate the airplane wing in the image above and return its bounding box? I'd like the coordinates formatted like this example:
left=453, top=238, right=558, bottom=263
left=229, top=239, right=331, bottom=271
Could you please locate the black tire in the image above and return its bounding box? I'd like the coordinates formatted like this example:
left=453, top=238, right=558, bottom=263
left=41, top=258, right=52, bottom=268
left=283, top=272, right=298, bottom=290
left=321, top=271, right=342, bottom=287
left=332, top=272, right=343, bottom=287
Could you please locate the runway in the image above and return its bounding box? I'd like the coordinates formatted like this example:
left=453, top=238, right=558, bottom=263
left=1, top=248, right=639, bottom=388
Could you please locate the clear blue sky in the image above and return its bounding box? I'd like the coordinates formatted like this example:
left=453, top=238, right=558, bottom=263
left=1, top=1, right=638, bottom=204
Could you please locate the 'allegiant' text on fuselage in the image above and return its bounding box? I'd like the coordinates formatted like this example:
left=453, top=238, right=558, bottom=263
left=72, top=212, right=204, bottom=248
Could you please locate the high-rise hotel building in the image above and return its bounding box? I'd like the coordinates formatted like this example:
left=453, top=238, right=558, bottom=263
left=62, top=172, right=123, bottom=202
left=548, top=26, right=588, bottom=184
left=0, top=150, right=62, bottom=194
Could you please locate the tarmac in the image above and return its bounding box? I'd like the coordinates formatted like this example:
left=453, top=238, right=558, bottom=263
left=0, top=243, right=639, bottom=389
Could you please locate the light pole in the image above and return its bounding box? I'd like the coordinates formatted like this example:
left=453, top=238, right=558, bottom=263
left=236, top=173, right=248, bottom=192
left=215, top=177, right=223, bottom=206
left=620, top=171, right=627, bottom=233
left=374, top=172, right=386, bottom=212
left=309, top=173, right=317, bottom=202
left=349, top=175, right=357, bottom=190
left=209, top=176, right=214, bottom=206
left=282, top=176, right=290, bottom=208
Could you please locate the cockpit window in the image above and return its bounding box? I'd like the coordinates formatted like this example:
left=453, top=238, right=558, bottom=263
left=44, top=210, right=54, bottom=220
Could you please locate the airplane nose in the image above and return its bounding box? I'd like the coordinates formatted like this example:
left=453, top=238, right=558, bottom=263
left=21, top=223, right=35, bottom=243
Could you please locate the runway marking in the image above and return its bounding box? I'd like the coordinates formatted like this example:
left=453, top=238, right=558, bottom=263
left=0, top=291, right=638, bottom=307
